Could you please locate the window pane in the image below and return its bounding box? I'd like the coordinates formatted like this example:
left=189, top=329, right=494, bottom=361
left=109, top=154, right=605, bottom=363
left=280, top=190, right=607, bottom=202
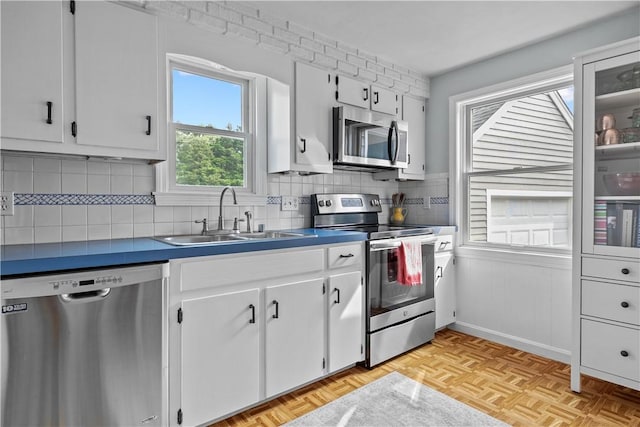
left=470, top=88, right=573, bottom=172
left=172, top=69, right=243, bottom=131
left=176, top=130, right=245, bottom=187
left=468, top=169, right=573, bottom=248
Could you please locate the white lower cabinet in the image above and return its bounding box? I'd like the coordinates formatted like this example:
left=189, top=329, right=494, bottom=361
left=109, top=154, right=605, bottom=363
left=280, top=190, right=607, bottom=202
left=265, top=278, right=325, bottom=397
left=180, top=289, right=260, bottom=426
left=169, top=242, right=364, bottom=426
left=434, top=235, right=456, bottom=329
left=328, top=271, right=363, bottom=372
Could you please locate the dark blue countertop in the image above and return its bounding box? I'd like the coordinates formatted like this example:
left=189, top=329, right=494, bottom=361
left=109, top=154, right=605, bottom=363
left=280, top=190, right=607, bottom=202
left=0, top=229, right=367, bottom=276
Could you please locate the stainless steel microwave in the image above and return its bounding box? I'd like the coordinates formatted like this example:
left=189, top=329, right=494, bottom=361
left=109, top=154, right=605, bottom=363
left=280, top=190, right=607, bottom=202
left=333, top=106, right=408, bottom=170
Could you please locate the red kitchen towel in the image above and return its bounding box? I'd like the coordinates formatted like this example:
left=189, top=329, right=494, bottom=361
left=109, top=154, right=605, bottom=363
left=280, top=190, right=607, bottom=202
left=397, top=241, right=422, bottom=286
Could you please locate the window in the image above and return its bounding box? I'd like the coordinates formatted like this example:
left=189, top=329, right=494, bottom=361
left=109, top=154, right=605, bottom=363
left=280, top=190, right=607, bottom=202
left=155, top=55, right=267, bottom=205
left=455, top=68, right=574, bottom=252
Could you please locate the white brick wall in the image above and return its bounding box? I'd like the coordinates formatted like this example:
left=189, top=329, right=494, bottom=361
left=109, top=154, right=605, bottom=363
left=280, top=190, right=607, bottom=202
left=142, top=0, right=430, bottom=98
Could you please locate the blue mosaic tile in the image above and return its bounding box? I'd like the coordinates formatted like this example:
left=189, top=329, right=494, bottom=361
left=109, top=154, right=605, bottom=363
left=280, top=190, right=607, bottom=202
left=430, top=197, right=449, bottom=205
left=266, top=196, right=282, bottom=205
left=15, top=193, right=155, bottom=205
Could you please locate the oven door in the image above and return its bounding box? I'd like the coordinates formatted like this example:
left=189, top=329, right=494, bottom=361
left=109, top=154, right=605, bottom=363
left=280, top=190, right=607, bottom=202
left=334, top=106, right=408, bottom=169
left=367, top=236, right=435, bottom=332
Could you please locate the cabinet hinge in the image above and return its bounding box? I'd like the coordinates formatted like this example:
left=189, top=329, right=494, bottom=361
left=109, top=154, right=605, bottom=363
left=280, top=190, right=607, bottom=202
left=335, top=91, right=339, bottom=101
left=335, top=75, right=339, bottom=85
left=177, top=409, right=183, bottom=425
left=328, top=152, right=331, bottom=161
left=396, top=95, right=398, bottom=101
left=361, top=276, right=364, bottom=285
left=396, top=107, right=398, bottom=114
left=322, top=358, right=326, bottom=369
left=453, top=310, right=456, bottom=318
left=328, top=74, right=331, bottom=84
left=70, top=0, right=75, bottom=15
left=71, top=121, right=77, bottom=137
left=422, top=164, right=425, bottom=171
left=361, top=344, right=364, bottom=354
left=177, top=308, right=183, bottom=324
left=422, top=105, right=425, bottom=112
left=322, top=283, right=326, bottom=295
left=452, top=257, right=456, bottom=266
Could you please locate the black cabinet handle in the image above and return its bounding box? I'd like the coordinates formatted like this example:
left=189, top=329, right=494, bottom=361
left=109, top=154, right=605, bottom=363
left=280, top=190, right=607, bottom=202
left=249, top=304, right=256, bottom=324
left=300, top=138, right=306, bottom=153
left=334, top=288, right=340, bottom=304
left=621, top=301, right=630, bottom=308
left=339, top=253, right=354, bottom=258
left=272, top=300, right=279, bottom=319
left=71, top=121, right=77, bottom=137
left=621, top=268, right=630, bottom=275
left=408, top=153, right=411, bottom=164
left=373, top=91, right=379, bottom=104
left=436, top=266, right=443, bottom=280
left=620, top=350, right=629, bottom=357
left=363, top=88, right=369, bottom=101
left=146, top=115, right=151, bottom=135
left=46, top=101, right=53, bottom=124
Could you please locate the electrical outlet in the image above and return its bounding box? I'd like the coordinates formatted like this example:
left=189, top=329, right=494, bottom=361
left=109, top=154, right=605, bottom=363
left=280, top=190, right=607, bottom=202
left=423, top=195, right=431, bottom=209
left=281, top=196, right=298, bottom=211
left=1, top=191, right=14, bottom=216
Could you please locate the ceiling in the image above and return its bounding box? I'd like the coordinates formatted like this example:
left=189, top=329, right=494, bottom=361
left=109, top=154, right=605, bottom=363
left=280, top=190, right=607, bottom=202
left=245, top=1, right=639, bottom=77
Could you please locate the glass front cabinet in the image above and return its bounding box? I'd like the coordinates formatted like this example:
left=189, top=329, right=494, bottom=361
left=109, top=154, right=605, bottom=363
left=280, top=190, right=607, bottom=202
left=572, top=38, right=640, bottom=393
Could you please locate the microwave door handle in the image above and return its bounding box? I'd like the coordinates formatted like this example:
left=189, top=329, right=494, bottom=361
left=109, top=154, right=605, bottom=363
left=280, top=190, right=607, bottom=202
left=388, top=121, right=399, bottom=165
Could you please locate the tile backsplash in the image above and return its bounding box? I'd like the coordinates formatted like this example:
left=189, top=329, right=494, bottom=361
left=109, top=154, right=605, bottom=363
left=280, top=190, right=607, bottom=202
left=1, top=153, right=413, bottom=245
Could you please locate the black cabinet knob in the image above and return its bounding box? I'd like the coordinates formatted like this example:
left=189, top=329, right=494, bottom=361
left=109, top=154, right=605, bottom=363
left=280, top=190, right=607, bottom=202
left=621, top=268, right=630, bottom=275
left=620, top=350, right=629, bottom=357
left=621, top=301, right=630, bottom=308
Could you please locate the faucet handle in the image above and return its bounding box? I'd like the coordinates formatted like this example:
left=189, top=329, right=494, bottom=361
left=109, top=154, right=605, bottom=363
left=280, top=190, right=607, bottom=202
left=232, top=217, right=244, bottom=232
left=194, top=218, right=208, bottom=234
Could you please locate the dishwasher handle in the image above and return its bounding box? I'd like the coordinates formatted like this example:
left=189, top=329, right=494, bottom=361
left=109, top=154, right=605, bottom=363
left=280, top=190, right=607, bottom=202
left=59, top=288, right=111, bottom=303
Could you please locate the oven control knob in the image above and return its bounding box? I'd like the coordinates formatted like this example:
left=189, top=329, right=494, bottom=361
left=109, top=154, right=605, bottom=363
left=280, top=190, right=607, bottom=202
left=326, top=200, right=332, bottom=207
left=370, top=200, right=376, bottom=206
left=318, top=200, right=325, bottom=207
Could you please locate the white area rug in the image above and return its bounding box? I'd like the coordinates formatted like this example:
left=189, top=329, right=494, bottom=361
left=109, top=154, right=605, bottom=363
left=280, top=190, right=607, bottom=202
left=284, top=372, right=510, bottom=427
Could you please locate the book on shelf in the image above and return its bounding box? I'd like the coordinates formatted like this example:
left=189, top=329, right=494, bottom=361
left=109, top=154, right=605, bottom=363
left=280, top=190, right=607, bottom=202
left=599, top=200, right=640, bottom=248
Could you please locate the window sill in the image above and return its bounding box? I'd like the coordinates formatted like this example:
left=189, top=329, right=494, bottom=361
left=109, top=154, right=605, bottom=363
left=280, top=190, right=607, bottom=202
left=455, top=245, right=572, bottom=269
left=153, top=191, right=267, bottom=207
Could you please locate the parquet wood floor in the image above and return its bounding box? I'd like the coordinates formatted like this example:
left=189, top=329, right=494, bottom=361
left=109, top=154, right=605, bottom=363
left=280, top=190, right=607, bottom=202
left=212, top=329, right=640, bottom=426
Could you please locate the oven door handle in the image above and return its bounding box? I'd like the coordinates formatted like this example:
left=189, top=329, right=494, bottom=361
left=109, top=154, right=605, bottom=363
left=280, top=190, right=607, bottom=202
left=369, top=236, right=437, bottom=251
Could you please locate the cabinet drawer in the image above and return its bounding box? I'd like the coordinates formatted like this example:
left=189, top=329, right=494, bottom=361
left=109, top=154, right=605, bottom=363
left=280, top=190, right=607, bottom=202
left=581, top=319, right=640, bottom=382
left=328, top=244, right=362, bottom=269
left=582, top=257, right=640, bottom=283
left=582, top=280, right=640, bottom=326
left=435, top=235, right=453, bottom=253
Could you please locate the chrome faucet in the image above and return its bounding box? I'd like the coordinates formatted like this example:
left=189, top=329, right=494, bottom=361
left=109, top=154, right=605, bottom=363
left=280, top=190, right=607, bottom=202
left=218, top=186, right=237, bottom=230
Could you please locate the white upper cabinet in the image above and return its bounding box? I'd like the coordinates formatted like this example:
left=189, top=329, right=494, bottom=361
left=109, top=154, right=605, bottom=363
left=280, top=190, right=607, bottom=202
left=370, top=85, right=398, bottom=115
left=336, top=75, right=399, bottom=115
left=1, top=1, right=65, bottom=144
left=74, top=1, right=159, bottom=154
left=287, top=61, right=334, bottom=173
left=374, top=95, right=426, bottom=180
left=1, top=1, right=163, bottom=161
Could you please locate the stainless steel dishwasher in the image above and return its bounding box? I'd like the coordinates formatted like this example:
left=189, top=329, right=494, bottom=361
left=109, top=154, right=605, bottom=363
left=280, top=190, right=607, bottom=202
left=1, top=263, right=167, bottom=426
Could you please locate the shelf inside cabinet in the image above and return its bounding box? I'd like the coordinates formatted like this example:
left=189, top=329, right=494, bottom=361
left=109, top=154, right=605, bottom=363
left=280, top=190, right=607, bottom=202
left=595, top=87, right=640, bottom=111
left=595, top=141, right=640, bottom=158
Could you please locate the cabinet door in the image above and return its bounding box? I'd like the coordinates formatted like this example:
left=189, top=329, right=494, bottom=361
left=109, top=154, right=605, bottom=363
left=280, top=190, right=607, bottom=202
left=435, top=252, right=456, bottom=329
left=336, top=75, right=369, bottom=109
left=265, top=278, right=325, bottom=397
left=75, top=1, right=159, bottom=155
left=371, top=85, right=398, bottom=115
left=402, top=96, right=426, bottom=178
left=181, top=289, right=260, bottom=426
left=294, top=62, right=333, bottom=172
left=328, top=271, right=363, bottom=372
left=1, top=1, right=64, bottom=143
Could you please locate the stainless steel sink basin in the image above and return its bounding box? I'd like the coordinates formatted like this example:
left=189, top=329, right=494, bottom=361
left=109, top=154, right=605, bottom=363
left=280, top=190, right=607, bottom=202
left=154, top=230, right=316, bottom=246
left=153, top=234, right=244, bottom=246
left=235, top=231, right=313, bottom=239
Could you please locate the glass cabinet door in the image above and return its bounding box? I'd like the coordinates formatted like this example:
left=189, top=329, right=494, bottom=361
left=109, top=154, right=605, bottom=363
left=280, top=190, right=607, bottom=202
left=584, top=51, right=640, bottom=255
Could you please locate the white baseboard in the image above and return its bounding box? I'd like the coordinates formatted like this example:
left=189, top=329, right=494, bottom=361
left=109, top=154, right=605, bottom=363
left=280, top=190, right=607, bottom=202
left=449, top=322, right=571, bottom=364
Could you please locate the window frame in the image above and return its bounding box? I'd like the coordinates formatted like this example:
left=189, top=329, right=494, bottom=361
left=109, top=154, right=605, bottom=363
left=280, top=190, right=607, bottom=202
left=154, top=54, right=267, bottom=206
left=450, top=65, right=574, bottom=255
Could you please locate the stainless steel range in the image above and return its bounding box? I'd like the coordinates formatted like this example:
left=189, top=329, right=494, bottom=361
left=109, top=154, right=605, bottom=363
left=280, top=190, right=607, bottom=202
left=311, top=193, right=436, bottom=367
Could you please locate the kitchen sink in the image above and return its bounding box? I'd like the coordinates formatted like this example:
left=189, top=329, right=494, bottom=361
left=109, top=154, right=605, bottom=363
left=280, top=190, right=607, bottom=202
left=234, top=231, right=313, bottom=239
left=154, top=231, right=316, bottom=246
left=153, top=234, right=245, bottom=246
